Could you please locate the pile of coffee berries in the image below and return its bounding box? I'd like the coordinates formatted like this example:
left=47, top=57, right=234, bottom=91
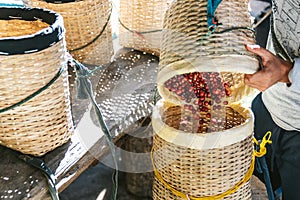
left=164, top=72, right=231, bottom=109
left=163, top=72, right=238, bottom=133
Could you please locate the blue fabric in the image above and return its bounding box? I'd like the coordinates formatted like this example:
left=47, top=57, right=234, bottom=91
left=0, top=3, right=23, bottom=7
left=255, top=151, right=275, bottom=200
left=252, top=93, right=300, bottom=200
left=207, top=0, right=222, bottom=28
left=0, top=0, right=23, bottom=7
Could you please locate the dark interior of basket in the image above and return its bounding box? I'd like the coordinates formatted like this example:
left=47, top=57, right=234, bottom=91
left=162, top=104, right=246, bottom=134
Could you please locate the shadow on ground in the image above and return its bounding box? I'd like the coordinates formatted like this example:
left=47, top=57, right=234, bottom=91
left=60, top=162, right=152, bottom=200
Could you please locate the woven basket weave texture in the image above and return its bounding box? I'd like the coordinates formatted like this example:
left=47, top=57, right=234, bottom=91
left=157, top=0, right=259, bottom=104
left=26, top=0, right=114, bottom=66
left=159, top=0, right=257, bottom=67
left=0, top=11, right=74, bottom=156
left=151, top=100, right=254, bottom=199
left=119, top=0, right=170, bottom=56
left=152, top=0, right=256, bottom=198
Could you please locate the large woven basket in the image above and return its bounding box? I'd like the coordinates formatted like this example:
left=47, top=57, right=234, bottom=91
left=119, top=0, right=170, bottom=56
left=0, top=7, right=74, bottom=156
left=25, top=0, right=114, bottom=66
left=152, top=100, right=254, bottom=199
left=158, top=0, right=259, bottom=105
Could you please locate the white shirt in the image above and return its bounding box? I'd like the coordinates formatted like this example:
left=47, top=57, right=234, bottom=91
left=262, top=0, right=300, bottom=131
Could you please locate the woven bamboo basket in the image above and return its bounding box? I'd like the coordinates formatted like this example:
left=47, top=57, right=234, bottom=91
left=119, top=0, right=170, bottom=56
left=158, top=0, right=259, bottom=105
left=25, top=0, right=114, bottom=66
left=0, top=7, right=74, bottom=156
left=151, top=100, right=254, bottom=199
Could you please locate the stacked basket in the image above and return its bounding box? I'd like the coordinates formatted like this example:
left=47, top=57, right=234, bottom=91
left=152, top=0, right=259, bottom=199
left=24, top=0, right=114, bottom=66
left=0, top=7, right=74, bottom=156
left=119, top=0, right=170, bottom=56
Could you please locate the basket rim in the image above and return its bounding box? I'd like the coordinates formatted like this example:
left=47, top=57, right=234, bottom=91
left=158, top=56, right=259, bottom=85
left=152, top=99, right=254, bottom=150
left=157, top=57, right=259, bottom=104
left=0, top=7, right=65, bottom=55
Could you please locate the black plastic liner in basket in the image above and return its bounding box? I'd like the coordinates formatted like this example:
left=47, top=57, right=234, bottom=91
left=0, top=7, right=65, bottom=55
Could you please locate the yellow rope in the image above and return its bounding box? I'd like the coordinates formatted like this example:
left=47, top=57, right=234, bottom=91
left=253, top=131, right=272, bottom=157
left=151, top=149, right=255, bottom=200
left=151, top=131, right=272, bottom=200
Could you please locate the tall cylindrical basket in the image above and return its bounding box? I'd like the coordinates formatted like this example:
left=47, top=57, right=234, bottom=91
left=152, top=100, right=254, bottom=199
left=0, top=7, right=74, bottom=156
left=158, top=0, right=259, bottom=105
left=119, top=0, right=170, bottom=56
left=152, top=0, right=258, bottom=199
left=25, top=0, right=114, bottom=66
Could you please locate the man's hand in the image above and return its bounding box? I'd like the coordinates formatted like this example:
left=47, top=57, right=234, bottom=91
left=244, top=44, right=293, bottom=91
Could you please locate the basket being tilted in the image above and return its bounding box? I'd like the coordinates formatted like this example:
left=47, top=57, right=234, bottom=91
left=158, top=0, right=259, bottom=106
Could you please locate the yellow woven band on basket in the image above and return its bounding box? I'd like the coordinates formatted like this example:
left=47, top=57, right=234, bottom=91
left=151, top=150, right=255, bottom=200
left=151, top=132, right=272, bottom=200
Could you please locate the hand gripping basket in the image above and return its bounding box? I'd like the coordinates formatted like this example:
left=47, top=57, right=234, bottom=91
left=0, top=7, right=74, bottom=156
left=158, top=0, right=260, bottom=106
left=151, top=100, right=254, bottom=199
left=119, top=0, right=170, bottom=56
left=25, top=0, right=114, bottom=66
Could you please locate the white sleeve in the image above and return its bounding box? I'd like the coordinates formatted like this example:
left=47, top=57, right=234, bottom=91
left=288, top=58, right=300, bottom=89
